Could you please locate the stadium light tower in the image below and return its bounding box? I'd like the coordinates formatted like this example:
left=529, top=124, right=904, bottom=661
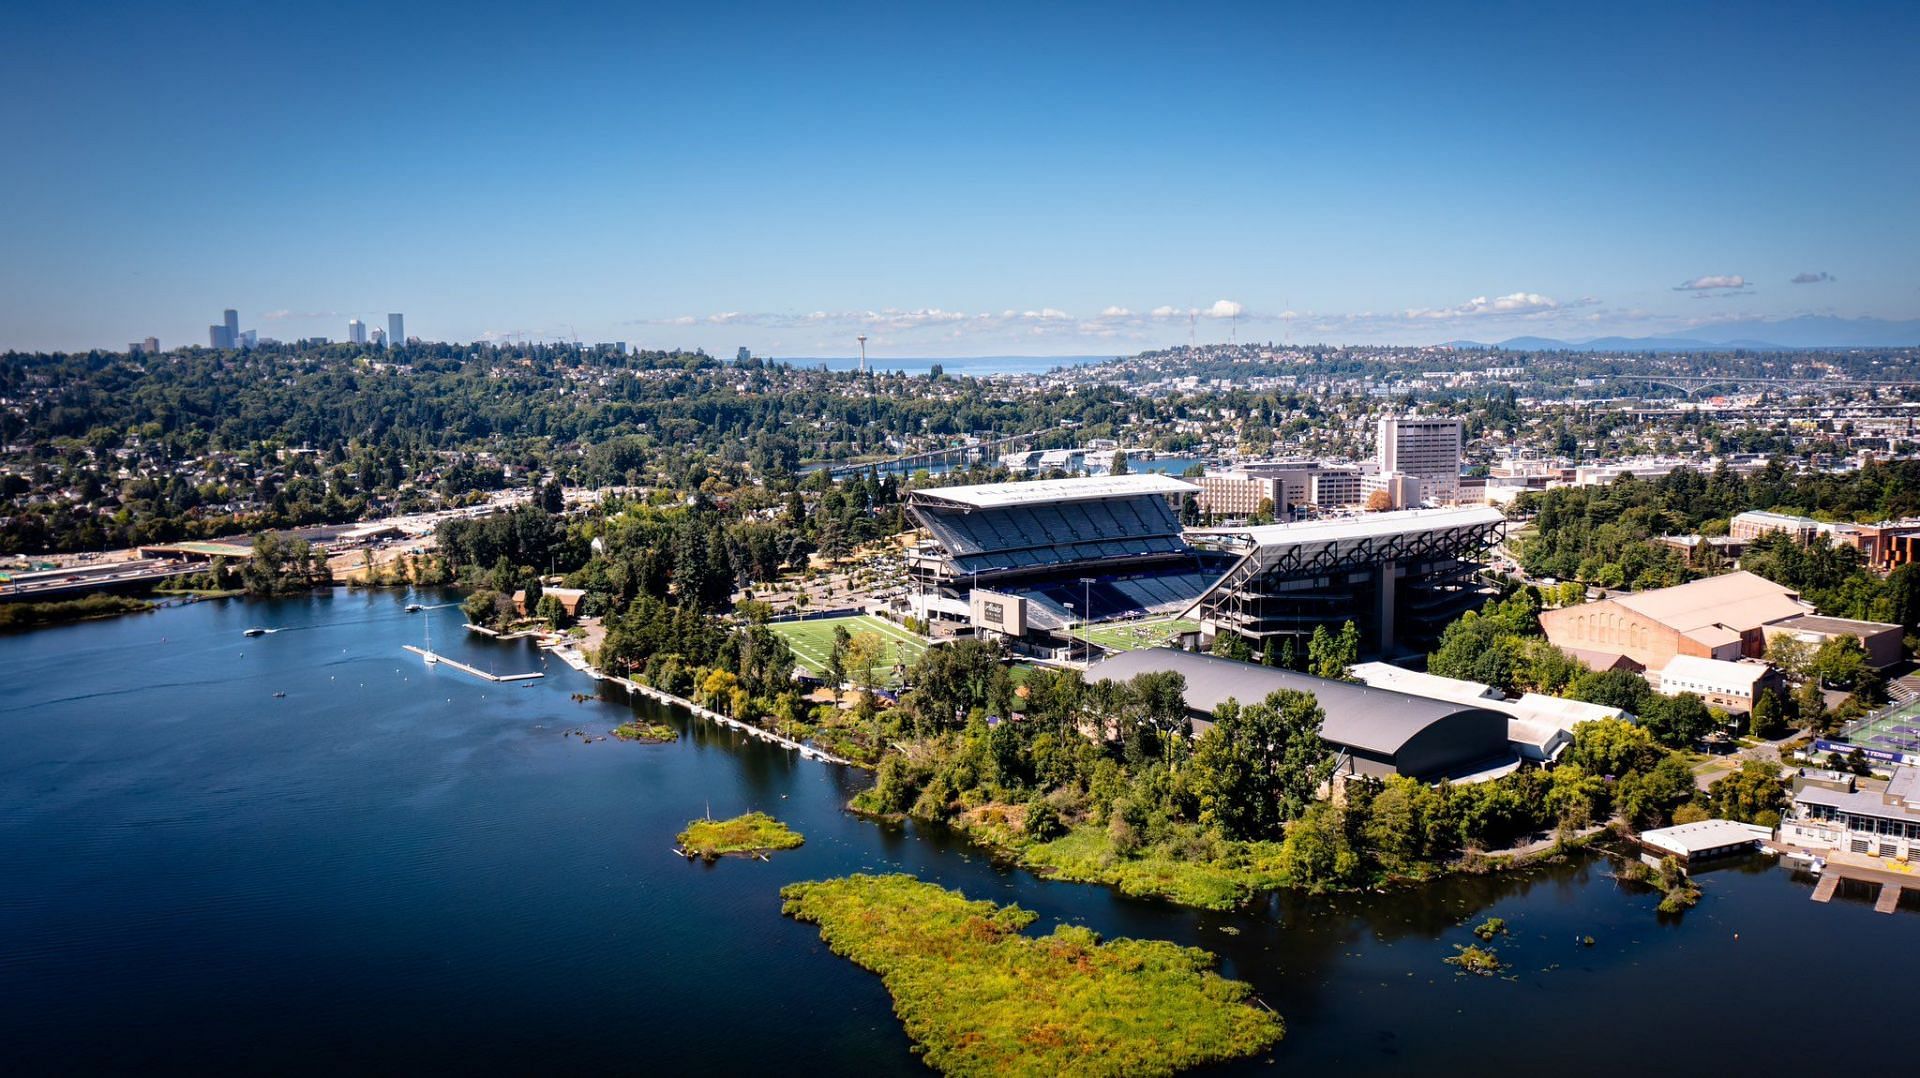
left=856, top=334, right=868, bottom=373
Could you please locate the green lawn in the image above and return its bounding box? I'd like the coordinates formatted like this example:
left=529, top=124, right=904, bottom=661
left=1076, top=616, right=1199, bottom=653
left=770, top=614, right=930, bottom=687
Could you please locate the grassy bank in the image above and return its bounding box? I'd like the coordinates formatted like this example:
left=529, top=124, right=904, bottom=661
left=780, top=874, right=1283, bottom=1077
left=676, top=812, right=804, bottom=859
left=611, top=719, right=677, bottom=743
left=0, top=594, right=153, bottom=631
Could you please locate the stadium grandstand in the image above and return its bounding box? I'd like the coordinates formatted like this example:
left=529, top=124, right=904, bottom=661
left=1182, top=505, right=1504, bottom=658
left=903, top=474, right=1225, bottom=654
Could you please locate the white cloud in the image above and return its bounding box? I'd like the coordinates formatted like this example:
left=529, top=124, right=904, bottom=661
left=1790, top=271, right=1834, bottom=285
left=1676, top=274, right=1747, bottom=291
left=1403, top=292, right=1570, bottom=320
left=1202, top=299, right=1244, bottom=319
left=1099, top=305, right=1133, bottom=318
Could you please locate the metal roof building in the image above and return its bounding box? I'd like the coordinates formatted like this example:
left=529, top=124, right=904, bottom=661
left=1089, top=649, right=1513, bottom=781
left=1181, top=506, right=1504, bottom=657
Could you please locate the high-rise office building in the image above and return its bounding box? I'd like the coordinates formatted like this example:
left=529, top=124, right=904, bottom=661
left=209, top=324, right=232, bottom=349
left=144, top=336, right=159, bottom=354
left=369, top=327, right=387, bottom=348
left=223, top=309, right=239, bottom=343
left=348, top=319, right=367, bottom=345
left=387, top=313, right=404, bottom=348
left=239, top=330, right=257, bottom=348
left=1377, top=415, right=1464, bottom=504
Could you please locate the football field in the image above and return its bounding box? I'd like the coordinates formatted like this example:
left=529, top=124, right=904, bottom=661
left=1076, top=616, right=1199, bottom=653
left=769, top=614, right=930, bottom=686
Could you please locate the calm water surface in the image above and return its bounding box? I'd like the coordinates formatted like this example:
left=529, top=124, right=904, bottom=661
left=3, top=592, right=1913, bottom=1075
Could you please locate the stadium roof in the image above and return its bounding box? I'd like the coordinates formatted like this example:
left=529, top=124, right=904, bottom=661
left=1088, top=648, right=1508, bottom=759
left=909, top=473, right=1198, bottom=510
left=1190, top=505, right=1505, bottom=549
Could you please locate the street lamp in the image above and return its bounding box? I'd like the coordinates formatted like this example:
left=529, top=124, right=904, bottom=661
left=1065, top=601, right=1075, bottom=662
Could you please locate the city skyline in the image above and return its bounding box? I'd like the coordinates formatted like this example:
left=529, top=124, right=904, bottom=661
left=2, top=2, right=1916, bottom=355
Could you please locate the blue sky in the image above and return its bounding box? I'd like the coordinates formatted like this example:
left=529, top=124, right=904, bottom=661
left=2, top=1, right=1916, bottom=355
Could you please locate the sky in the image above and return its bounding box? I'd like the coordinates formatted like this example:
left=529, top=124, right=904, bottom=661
left=2, top=0, right=1917, bottom=356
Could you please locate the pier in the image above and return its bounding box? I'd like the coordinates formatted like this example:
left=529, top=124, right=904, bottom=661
left=402, top=645, right=544, bottom=682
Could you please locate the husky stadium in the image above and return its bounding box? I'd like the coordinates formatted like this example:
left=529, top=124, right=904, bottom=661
left=901, top=475, right=1504, bottom=660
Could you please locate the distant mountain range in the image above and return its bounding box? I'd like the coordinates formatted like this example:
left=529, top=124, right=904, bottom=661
left=1445, top=315, right=1920, bottom=351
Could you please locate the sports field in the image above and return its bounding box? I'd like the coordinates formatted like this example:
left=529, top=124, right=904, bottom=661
left=1076, top=616, right=1199, bottom=653
left=769, top=614, right=931, bottom=687
left=1839, top=698, right=1920, bottom=758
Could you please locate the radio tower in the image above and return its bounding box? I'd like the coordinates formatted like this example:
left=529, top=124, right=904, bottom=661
left=857, top=334, right=868, bottom=373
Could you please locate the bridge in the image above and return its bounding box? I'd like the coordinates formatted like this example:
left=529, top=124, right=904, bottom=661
left=1617, top=375, right=1920, bottom=399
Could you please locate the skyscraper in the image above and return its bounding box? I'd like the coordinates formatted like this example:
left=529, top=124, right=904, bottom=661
left=387, top=313, right=404, bottom=348
left=223, top=308, right=239, bottom=344
left=1376, top=415, right=1464, bottom=505
left=209, top=324, right=231, bottom=349
left=348, top=319, right=367, bottom=345
left=370, top=327, right=387, bottom=348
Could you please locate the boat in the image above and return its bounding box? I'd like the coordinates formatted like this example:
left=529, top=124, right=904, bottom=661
left=422, top=614, right=438, bottom=664
left=244, top=627, right=274, bottom=637
left=272, top=691, right=286, bottom=698
left=405, top=604, right=422, bottom=613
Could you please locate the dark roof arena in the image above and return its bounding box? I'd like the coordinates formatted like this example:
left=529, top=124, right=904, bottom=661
left=1088, top=649, right=1513, bottom=780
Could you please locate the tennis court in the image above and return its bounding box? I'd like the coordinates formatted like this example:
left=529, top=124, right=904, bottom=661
left=1839, top=698, right=1920, bottom=758
left=769, top=614, right=930, bottom=686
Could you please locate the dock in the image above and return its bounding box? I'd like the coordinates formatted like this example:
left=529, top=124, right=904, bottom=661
left=1812, top=874, right=1839, bottom=903
left=402, top=645, right=544, bottom=682
left=1876, top=884, right=1903, bottom=914
left=1780, top=841, right=1916, bottom=912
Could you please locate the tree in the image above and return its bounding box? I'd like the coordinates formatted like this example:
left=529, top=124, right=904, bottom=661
left=845, top=631, right=886, bottom=691
left=1750, top=688, right=1788, bottom=740
left=1308, top=621, right=1359, bottom=681
left=1707, top=759, right=1788, bottom=825
left=1365, top=489, right=1394, bottom=512
left=1193, top=690, right=1332, bottom=840
left=1809, top=635, right=1869, bottom=689
left=1644, top=692, right=1714, bottom=748
left=1279, top=801, right=1359, bottom=891
left=1109, top=450, right=1130, bottom=476
left=1765, top=631, right=1813, bottom=679
left=826, top=625, right=851, bottom=687
left=1566, top=717, right=1662, bottom=777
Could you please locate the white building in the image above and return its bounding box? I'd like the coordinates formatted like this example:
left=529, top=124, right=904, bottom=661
left=1652, top=655, right=1777, bottom=713
left=1377, top=415, right=1463, bottom=504
left=1780, top=766, right=1920, bottom=860
left=348, top=319, right=367, bottom=345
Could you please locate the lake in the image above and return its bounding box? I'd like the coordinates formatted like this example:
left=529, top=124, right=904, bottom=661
left=2, top=591, right=1911, bottom=1075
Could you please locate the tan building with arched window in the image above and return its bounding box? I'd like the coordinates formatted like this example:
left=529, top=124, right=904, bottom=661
left=1539, top=571, right=1810, bottom=671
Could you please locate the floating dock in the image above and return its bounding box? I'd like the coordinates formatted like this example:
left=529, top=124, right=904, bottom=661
left=402, top=645, right=544, bottom=682
left=1876, top=884, right=1903, bottom=914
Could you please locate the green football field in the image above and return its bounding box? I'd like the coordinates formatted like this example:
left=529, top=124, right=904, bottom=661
left=769, top=614, right=931, bottom=686
left=1076, top=616, right=1199, bottom=653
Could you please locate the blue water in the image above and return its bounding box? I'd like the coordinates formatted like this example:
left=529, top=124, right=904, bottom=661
left=2, top=592, right=1913, bottom=1075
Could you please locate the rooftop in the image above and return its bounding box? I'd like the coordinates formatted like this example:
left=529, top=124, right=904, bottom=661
left=1611, top=571, right=1808, bottom=635
left=1191, top=505, right=1505, bottom=549
left=909, top=473, right=1197, bottom=510
left=1639, top=819, right=1772, bottom=857
left=1659, top=654, right=1772, bottom=692
left=1088, top=648, right=1508, bottom=758
left=1771, top=612, right=1902, bottom=636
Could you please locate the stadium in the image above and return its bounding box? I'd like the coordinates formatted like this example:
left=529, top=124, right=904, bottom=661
left=902, top=474, right=1226, bottom=657
left=900, top=476, right=1504, bottom=662
left=1181, top=506, right=1504, bottom=657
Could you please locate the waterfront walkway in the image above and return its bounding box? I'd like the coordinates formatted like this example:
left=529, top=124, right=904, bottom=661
left=542, top=642, right=854, bottom=767
left=402, top=645, right=545, bottom=683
